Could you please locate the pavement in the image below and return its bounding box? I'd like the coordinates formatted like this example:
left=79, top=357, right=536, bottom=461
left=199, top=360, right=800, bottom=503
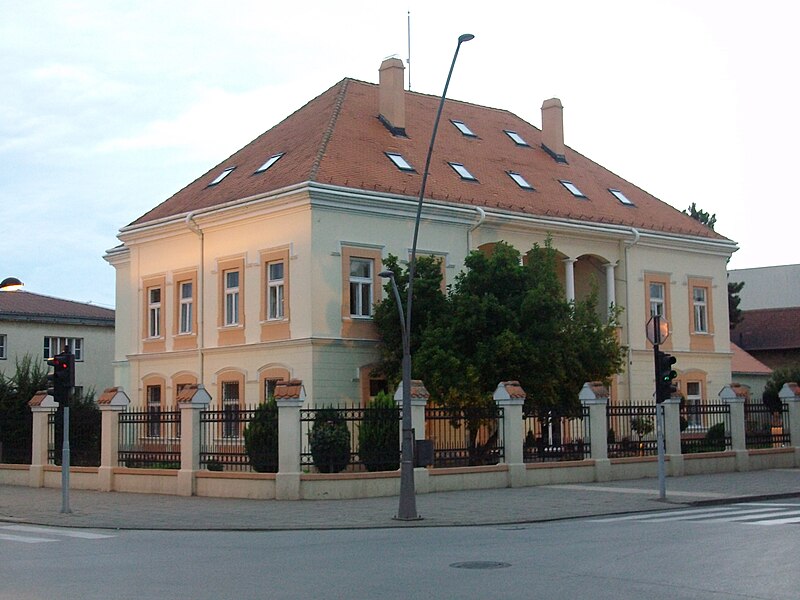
left=1, top=469, right=798, bottom=531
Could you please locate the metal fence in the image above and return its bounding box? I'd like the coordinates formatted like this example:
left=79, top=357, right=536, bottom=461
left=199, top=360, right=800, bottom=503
left=425, top=405, right=504, bottom=468
left=118, top=408, right=181, bottom=468
left=745, top=403, right=791, bottom=449
left=47, top=406, right=101, bottom=467
left=300, top=405, right=401, bottom=473
left=680, top=403, right=732, bottom=453
left=200, top=405, right=260, bottom=472
left=523, top=406, right=591, bottom=462
left=0, top=413, right=32, bottom=464
left=606, top=405, right=658, bottom=458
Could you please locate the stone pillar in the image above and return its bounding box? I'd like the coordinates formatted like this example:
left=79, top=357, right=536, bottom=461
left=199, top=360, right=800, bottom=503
left=579, top=382, right=610, bottom=481
left=276, top=379, right=306, bottom=500
left=177, top=384, right=212, bottom=496
left=604, top=262, right=617, bottom=315
left=28, top=391, right=56, bottom=488
left=662, top=396, right=684, bottom=476
left=778, top=382, right=800, bottom=467
left=563, top=258, right=577, bottom=303
left=720, top=384, right=748, bottom=471
left=494, top=381, right=526, bottom=487
left=97, top=387, right=130, bottom=492
left=394, top=380, right=431, bottom=493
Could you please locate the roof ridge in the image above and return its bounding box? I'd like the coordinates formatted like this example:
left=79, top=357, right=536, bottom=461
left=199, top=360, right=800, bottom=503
left=309, top=78, right=350, bottom=182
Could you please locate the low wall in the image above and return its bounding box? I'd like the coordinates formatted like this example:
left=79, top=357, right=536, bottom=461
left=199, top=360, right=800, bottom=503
left=1, top=447, right=797, bottom=500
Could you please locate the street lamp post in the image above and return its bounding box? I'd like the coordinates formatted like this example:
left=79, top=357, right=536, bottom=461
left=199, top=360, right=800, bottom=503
left=385, top=33, right=474, bottom=521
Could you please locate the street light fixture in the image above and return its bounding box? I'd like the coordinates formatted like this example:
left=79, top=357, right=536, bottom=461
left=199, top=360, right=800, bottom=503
left=0, top=277, right=24, bottom=292
left=387, top=32, right=474, bottom=521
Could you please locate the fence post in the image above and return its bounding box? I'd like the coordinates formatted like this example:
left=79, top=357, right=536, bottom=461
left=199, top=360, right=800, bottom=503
left=579, top=382, right=610, bottom=481
left=719, top=384, right=748, bottom=472
left=661, top=396, right=684, bottom=476
left=778, top=382, right=800, bottom=467
left=178, top=384, right=212, bottom=496
left=276, top=379, right=306, bottom=500
left=97, top=387, right=130, bottom=492
left=493, top=381, right=526, bottom=487
left=28, top=391, right=56, bottom=488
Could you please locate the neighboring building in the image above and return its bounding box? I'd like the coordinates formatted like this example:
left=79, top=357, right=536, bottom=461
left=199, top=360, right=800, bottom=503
left=730, top=342, right=772, bottom=401
left=730, top=307, right=800, bottom=371
left=0, top=291, right=115, bottom=396
left=105, top=58, right=737, bottom=411
left=728, top=264, right=800, bottom=310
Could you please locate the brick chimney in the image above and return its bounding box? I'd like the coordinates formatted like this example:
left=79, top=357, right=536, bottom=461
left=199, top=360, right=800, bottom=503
left=379, top=57, right=406, bottom=135
left=541, top=98, right=567, bottom=163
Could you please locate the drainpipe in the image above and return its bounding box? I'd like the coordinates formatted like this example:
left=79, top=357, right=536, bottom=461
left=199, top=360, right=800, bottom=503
left=467, top=206, right=486, bottom=253
left=623, top=228, right=641, bottom=404
left=185, top=213, right=205, bottom=385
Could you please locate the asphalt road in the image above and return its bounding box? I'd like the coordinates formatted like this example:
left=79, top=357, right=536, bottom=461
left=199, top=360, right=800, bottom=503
left=3, top=500, right=799, bottom=599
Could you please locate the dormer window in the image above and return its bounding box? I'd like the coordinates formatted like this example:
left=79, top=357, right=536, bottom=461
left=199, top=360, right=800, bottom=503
left=449, top=162, right=477, bottom=181
left=504, top=130, right=529, bottom=146
left=255, top=153, right=284, bottom=173
left=508, top=171, right=534, bottom=190
left=559, top=180, right=586, bottom=198
left=451, top=120, right=477, bottom=137
left=385, top=152, right=416, bottom=172
left=208, top=167, right=235, bottom=186
left=609, top=188, right=634, bottom=206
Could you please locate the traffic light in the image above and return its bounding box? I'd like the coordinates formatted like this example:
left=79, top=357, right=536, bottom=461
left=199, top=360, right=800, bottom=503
left=46, top=352, right=74, bottom=405
left=655, top=350, right=677, bottom=403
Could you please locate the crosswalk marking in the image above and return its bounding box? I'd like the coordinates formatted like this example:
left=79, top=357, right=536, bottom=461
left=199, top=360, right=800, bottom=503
left=0, top=525, right=115, bottom=544
left=590, top=503, right=800, bottom=526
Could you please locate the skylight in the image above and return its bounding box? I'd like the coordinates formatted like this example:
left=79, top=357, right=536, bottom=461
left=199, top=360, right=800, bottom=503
left=508, top=171, right=534, bottom=190
left=449, top=162, right=477, bottom=181
left=208, top=167, right=235, bottom=186
left=255, top=153, right=284, bottom=173
left=451, top=120, right=477, bottom=137
left=504, top=130, right=529, bottom=146
left=609, top=189, right=634, bottom=205
left=559, top=180, right=586, bottom=198
left=386, top=152, right=415, bottom=172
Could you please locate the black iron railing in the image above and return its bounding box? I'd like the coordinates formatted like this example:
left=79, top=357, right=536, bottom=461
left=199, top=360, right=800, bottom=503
left=425, top=405, right=504, bottom=468
left=523, top=406, right=590, bottom=462
left=200, top=405, right=260, bottom=472
left=607, top=405, right=658, bottom=458
left=745, top=403, right=791, bottom=449
left=118, top=408, right=181, bottom=468
left=680, top=403, right=731, bottom=453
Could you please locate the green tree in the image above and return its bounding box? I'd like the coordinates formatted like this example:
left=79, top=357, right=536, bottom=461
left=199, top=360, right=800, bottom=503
left=763, top=366, right=800, bottom=409
left=358, top=391, right=399, bottom=472
left=684, top=202, right=717, bottom=230
left=243, top=398, right=279, bottom=473
left=0, top=355, right=47, bottom=463
left=53, top=388, right=101, bottom=467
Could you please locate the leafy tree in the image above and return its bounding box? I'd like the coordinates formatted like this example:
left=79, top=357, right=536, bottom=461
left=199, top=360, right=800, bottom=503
left=0, top=355, right=47, bottom=463
left=309, top=407, right=350, bottom=473
left=684, top=202, right=717, bottom=231
left=358, top=391, right=399, bottom=471
left=763, top=366, right=800, bottom=409
left=53, top=388, right=101, bottom=467
left=243, top=398, right=279, bottom=473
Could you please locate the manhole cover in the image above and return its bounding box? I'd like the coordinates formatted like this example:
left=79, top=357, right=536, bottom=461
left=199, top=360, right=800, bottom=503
left=450, top=561, right=511, bottom=570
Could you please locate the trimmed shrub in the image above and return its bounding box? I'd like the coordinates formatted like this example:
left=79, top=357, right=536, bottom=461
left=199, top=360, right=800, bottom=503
left=704, top=422, right=727, bottom=452
left=244, top=399, right=278, bottom=473
left=309, top=407, right=350, bottom=473
left=358, top=391, right=399, bottom=472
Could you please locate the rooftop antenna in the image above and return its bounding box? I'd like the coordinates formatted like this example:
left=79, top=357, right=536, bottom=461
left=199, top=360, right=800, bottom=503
left=407, top=10, right=412, bottom=90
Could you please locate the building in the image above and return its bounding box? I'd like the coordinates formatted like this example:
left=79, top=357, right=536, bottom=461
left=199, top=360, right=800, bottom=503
left=105, top=58, right=737, bottom=411
left=728, top=264, right=800, bottom=310
left=730, top=342, right=772, bottom=401
left=0, top=291, right=115, bottom=396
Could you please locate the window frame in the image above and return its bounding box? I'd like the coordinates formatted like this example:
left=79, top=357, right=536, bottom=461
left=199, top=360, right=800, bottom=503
left=224, top=269, right=240, bottom=327
left=148, top=287, right=162, bottom=338
left=208, top=166, right=235, bottom=186
left=178, top=281, right=193, bottom=335
left=448, top=162, right=478, bottom=181
left=221, top=380, right=241, bottom=439
left=0, top=334, right=5, bottom=360
left=693, top=286, right=708, bottom=333
left=504, top=130, right=529, bottom=146
left=43, top=337, right=84, bottom=361
left=146, top=384, right=162, bottom=438
left=255, top=153, right=284, bottom=174
left=451, top=119, right=477, bottom=137
left=559, top=180, right=586, bottom=198
left=385, top=152, right=416, bottom=172
left=649, top=282, right=665, bottom=319
left=267, top=260, right=285, bottom=321
left=609, top=188, right=634, bottom=206
left=349, top=258, right=374, bottom=318
left=508, top=171, right=534, bottom=190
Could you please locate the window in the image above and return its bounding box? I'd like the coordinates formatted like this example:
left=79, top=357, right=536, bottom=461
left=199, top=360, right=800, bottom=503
left=255, top=153, right=284, bottom=173
left=609, top=188, right=634, bottom=205
left=504, top=130, right=529, bottom=146
left=148, top=287, right=162, bottom=338
left=0, top=334, right=6, bottom=359
left=208, top=166, right=235, bottom=186
left=693, top=287, right=708, bottom=333
left=147, top=385, right=161, bottom=438
left=222, top=381, right=240, bottom=438
left=451, top=119, right=476, bottom=137
left=224, top=270, right=240, bottom=326
left=649, top=282, right=665, bottom=318
left=559, top=180, right=586, bottom=198
left=449, top=162, right=477, bottom=181
left=267, top=261, right=285, bottom=320
left=43, top=337, right=83, bottom=361
left=264, top=378, right=280, bottom=401
left=508, top=171, right=534, bottom=190
left=179, top=281, right=193, bottom=334
left=685, top=382, right=702, bottom=429
left=385, top=152, right=415, bottom=172
left=349, top=258, right=373, bottom=317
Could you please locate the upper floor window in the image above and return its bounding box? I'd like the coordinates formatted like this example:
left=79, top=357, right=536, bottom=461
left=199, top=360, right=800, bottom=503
left=693, top=287, right=708, bottom=333
left=148, top=287, right=162, bottom=338
left=208, top=166, right=235, bottom=186
left=179, top=281, right=193, bottom=334
left=44, top=337, right=83, bottom=361
left=255, top=153, right=284, bottom=174
left=267, top=261, right=285, bottom=320
left=385, top=152, right=416, bottom=172
left=0, top=334, right=6, bottom=359
left=508, top=171, right=534, bottom=190
left=449, top=162, right=478, bottom=181
left=224, top=270, right=240, bottom=326
left=609, top=188, right=634, bottom=206
left=504, top=130, right=529, bottom=146
left=559, top=180, right=586, bottom=198
left=451, top=119, right=477, bottom=137
left=649, top=282, right=665, bottom=318
left=349, top=258, right=373, bottom=318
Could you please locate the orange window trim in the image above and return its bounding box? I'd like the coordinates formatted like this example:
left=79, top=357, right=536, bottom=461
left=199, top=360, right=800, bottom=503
left=340, top=246, right=382, bottom=340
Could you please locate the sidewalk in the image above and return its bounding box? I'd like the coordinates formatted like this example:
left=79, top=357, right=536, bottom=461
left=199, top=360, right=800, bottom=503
left=1, top=469, right=798, bottom=531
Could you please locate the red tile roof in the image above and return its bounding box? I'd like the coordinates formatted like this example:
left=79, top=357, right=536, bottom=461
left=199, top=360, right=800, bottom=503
left=730, top=307, right=800, bottom=351
left=730, top=342, right=772, bottom=375
left=0, top=291, right=114, bottom=325
left=129, top=78, right=728, bottom=243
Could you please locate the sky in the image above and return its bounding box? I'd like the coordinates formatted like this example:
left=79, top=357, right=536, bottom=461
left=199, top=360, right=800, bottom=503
left=2, top=0, right=798, bottom=308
